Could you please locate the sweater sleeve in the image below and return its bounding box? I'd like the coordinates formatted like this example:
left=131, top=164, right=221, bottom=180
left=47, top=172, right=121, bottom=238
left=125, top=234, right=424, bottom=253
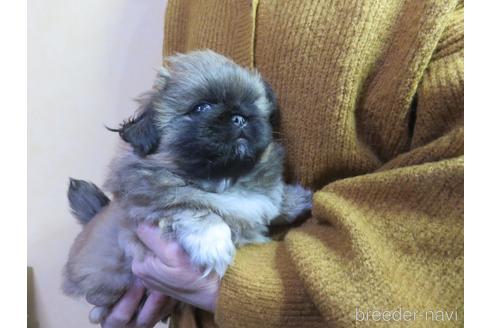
left=215, top=7, right=463, bottom=328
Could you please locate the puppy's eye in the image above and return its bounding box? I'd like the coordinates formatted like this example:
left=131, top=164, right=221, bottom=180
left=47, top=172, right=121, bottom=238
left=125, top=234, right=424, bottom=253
left=193, top=102, right=213, bottom=113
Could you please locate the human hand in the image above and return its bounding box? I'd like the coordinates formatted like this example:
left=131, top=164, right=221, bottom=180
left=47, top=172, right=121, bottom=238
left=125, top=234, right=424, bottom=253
left=91, top=279, right=176, bottom=328
left=131, top=224, right=221, bottom=313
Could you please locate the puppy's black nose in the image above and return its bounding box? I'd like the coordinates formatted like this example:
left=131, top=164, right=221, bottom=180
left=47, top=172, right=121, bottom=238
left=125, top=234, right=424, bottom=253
left=231, top=115, right=247, bottom=128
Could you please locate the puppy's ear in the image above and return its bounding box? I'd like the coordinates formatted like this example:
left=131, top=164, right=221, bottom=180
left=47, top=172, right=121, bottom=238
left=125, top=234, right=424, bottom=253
left=108, top=67, right=170, bottom=156
left=109, top=106, right=160, bottom=156
left=262, top=79, right=280, bottom=131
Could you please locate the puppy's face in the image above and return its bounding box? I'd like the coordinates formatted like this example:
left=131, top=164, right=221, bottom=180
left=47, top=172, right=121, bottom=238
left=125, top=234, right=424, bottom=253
left=117, top=50, right=278, bottom=180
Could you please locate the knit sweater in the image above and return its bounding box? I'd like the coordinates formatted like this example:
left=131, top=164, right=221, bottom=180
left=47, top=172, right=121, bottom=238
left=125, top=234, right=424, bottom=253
left=163, top=0, right=464, bottom=327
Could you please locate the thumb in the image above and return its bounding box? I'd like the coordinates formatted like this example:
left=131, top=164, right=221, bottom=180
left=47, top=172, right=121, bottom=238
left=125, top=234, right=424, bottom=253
left=137, top=224, right=190, bottom=267
left=131, top=253, right=168, bottom=280
left=131, top=254, right=183, bottom=295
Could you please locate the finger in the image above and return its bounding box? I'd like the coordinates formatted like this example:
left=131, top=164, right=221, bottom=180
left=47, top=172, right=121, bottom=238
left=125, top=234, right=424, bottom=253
left=133, top=256, right=202, bottom=298
left=136, top=224, right=189, bottom=267
left=132, top=253, right=177, bottom=287
left=102, top=280, right=146, bottom=328
left=134, top=292, right=175, bottom=328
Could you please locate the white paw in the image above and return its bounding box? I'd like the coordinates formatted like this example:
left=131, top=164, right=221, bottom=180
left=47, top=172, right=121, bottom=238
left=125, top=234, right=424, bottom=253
left=177, top=223, right=236, bottom=277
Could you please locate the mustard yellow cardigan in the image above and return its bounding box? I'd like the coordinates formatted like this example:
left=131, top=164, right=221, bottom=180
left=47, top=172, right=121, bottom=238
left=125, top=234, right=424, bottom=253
left=163, top=0, right=464, bottom=327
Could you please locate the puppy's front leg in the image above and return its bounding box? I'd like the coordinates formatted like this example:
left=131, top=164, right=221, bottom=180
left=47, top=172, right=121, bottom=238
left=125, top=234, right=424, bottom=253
left=272, top=184, right=313, bottom=225
left=164, top=210, right=235, bottom=277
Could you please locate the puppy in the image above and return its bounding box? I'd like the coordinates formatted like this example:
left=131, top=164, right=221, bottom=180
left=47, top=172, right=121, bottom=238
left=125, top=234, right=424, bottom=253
left=62, top=50, right=312, bottom=323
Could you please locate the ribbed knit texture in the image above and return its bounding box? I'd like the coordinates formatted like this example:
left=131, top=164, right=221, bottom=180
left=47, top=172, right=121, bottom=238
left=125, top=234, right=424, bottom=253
left=164, top=1, right=464, bottom=327
left=164, top=0, right=257, bottom=68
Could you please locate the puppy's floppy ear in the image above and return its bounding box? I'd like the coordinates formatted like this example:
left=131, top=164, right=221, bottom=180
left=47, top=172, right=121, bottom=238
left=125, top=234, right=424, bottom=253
left=113, top=106, right=160, bottom=156
left=262, top=79, right=280, bottom=131
left=108, top=66, right=170, bottom=156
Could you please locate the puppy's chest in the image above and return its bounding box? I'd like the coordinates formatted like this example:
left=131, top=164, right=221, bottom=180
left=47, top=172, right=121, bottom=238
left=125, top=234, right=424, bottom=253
left=204, top=187, right=283, bottom=224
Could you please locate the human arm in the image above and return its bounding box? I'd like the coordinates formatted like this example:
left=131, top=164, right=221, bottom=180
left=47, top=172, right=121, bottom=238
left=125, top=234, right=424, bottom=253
left=146, top=0, right=464, bottom=326
left=212, top=4, right=464, bottom=328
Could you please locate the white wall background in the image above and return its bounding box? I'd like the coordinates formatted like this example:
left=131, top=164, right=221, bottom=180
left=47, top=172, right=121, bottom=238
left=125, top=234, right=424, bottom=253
left=28, top=1, right=168, bottom=327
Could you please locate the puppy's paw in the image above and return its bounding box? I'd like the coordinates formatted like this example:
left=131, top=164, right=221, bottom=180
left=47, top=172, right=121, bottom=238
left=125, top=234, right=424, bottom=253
left=281, top=184, right=313, bottom=223
left=178, top=223, right=236, bottom=277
